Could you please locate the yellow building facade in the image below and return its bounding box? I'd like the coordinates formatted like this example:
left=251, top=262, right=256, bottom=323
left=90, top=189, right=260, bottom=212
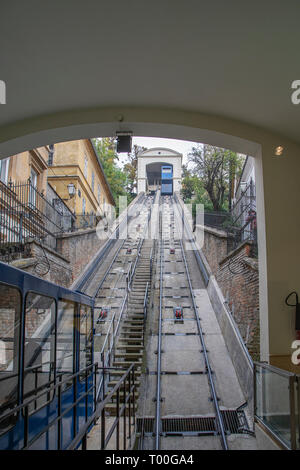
left=0, top=139, right=115, bottom=217
left=1, top=146, right=49, bottom=194
left=47, top=139, right=115, bottom=215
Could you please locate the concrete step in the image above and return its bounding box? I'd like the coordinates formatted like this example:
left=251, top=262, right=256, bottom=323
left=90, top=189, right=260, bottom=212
left=127, top=311, right=145, bottom=315
left=110, top=369, right=141, bottom=377
left=109, top=380, right=140, bottom=389
left=123, top=320, right=144, bottom=324
left=119, top=337, right=143, bottom=343
left=126, top=314, right=144, bottom=320
left=113, top=361, right=142, bottom=368
left=122, top=328, right=143, bottom=332
left=110, top=391, right=140, bottom=402
left=118, top=342, right=143, bottom=348
left=129, top=294, right=146, bottom=298
left=104, top=403, right=137, bottom=416
left=114, top=352, right=143, bottom=358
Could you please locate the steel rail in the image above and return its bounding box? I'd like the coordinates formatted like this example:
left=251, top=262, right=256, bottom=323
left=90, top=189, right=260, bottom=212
left=173, top=196, right=229, bottom=450
left=155, top=194, right=163, bottom=450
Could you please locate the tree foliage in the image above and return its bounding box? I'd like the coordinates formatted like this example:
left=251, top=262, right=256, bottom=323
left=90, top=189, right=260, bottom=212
left=123, top=145, right=147, bottom=196
left=93, top=137, right=129, bottom=215
left=183, top=144, right=244, bottom=212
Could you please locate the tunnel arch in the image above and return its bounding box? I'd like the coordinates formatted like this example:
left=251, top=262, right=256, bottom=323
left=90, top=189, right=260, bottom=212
left=146, top=161, right=173, bottom=189
left=0, top=108, right=270, bottom=362
left=12, top=106, right=300, bottom=364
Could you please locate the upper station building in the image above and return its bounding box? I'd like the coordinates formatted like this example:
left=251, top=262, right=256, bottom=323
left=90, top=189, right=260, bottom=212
left=137, top=147, right=182, bottom=194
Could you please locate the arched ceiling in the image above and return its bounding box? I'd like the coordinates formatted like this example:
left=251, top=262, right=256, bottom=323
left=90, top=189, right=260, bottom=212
left=1, top=0, right=300, bottom=152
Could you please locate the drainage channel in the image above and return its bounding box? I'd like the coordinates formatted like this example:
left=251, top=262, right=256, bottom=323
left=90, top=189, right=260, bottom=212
left=137, top=409, right=250, bottom=437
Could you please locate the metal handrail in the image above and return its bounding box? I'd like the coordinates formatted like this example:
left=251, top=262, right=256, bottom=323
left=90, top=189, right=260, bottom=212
left=96, top=293, right=129, bottom=401
left=68, top=364, right=136, bottom=450
left=142, top=281, right=149, bottom=346
left=0, top=363, right=97, bottom=425
left=0, top=361, right=137, bottom=451
left=254, top=361, right=299, bottom=450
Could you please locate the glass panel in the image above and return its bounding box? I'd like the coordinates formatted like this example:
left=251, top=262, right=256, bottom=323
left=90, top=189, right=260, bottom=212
left=0, top=284, right=21, bottom=433
left=255, top=365, right=294, bottom=448
left=24, top=293, right=56, bottom=413
left=56, top=300, right=75, bottom=389
left=79, top=305, right=93, bottom=377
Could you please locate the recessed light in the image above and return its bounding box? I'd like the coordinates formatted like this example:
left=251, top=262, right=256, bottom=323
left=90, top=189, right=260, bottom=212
left=274, top=146, right=284, bottom=156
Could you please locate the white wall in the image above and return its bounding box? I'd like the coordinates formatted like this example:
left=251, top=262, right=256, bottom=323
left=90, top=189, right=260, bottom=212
left=137, top=150, right=182, bottom=193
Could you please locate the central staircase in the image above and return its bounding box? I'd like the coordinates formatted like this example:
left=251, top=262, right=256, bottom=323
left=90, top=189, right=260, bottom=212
left=105, top=239, right=153, bottom=415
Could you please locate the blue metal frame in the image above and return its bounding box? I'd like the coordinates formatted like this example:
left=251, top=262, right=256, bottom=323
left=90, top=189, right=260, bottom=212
left=161, top=165, right=173, bottom=195
left=0, top=261, right=95, bottom=449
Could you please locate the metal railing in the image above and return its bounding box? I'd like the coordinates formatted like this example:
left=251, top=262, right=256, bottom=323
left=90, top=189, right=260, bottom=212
left=68, top=364, right=136, bottom=450
left=204, top=211, right=231, bottom=229
left=142, top=281, right=149, bottom=346
left=0, top=362, right=137, bottom=450
left=0, top=363, right=98, bottom=449
left=0, top=179, right=65, bottom=251
left=96, top=294, right=129, bottom=402
left=62, top=213, right=102, bottom=232
left=254, top=362, right=299, bottom=450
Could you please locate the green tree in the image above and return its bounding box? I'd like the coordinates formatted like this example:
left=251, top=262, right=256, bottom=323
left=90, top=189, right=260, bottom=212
left=123, top=145, right=147, bottom=196
left=93, top=137, right=128, bottom=216
left=188, top=144, right=244, bottom=212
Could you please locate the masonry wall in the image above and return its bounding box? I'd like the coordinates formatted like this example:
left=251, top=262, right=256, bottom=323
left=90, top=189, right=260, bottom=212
left=1, top=241, right=73, bottom=287
left=202, top=227, right=260, bottom=360
left=0, top=227, right=106, bottom=288
left=57, top=227, right=106, bottom=284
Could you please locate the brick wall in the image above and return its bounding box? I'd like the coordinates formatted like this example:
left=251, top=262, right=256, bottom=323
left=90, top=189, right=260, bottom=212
left=0, top=228, right=106, bottom=288
left=202, top=227, right=260, bottom=360
left=57, top=228, right=106, bottom=285
left=201, top=226, right=228, bottom=275
left=2, top=241, right=73, bottom=287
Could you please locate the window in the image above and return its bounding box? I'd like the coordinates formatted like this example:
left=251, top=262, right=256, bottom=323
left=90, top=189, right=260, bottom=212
left=97, top=184, right=101, bottom=203
left=91, top=172, right=95, bottom=192
left=24, top=293, right=56, bottom=413
left=0, top=283, right=21, bottom=432
left=56, top=300, right=75, bottom=389
left=82, top=197, right=86, bottom=215
left=79, top=305, right=93, bottom=375
left=84, top=156, right=88, bottom=179
left=30, top=168, right=37, bottom=188
left=0, top=158, right=9, bottom=184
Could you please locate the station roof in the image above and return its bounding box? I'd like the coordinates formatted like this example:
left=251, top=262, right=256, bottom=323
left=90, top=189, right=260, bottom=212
left=138, top=148, right=182, bottom=158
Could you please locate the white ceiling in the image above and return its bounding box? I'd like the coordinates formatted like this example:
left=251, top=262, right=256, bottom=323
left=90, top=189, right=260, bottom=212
left=1, top=0, right=300, bottom=144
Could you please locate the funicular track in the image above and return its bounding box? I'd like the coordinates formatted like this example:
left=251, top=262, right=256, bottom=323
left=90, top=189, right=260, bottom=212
left=68, top=191, right=252, bottom=450
left=136, top=195, right=252, bottom=451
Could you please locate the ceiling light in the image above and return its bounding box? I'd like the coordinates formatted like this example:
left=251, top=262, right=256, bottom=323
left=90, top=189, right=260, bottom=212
left=274, top=146, right=284, bottom=156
